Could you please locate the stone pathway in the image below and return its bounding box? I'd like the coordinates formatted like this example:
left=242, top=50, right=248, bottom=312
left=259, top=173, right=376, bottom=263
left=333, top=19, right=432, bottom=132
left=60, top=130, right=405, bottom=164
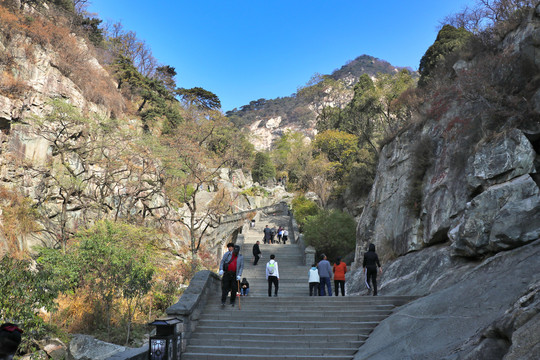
left=181, top=209, right=416, bottom=360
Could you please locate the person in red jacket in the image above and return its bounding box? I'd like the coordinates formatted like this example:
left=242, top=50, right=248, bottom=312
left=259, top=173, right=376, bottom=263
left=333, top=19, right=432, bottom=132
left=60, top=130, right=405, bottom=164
left=333, top=256, right=347, bottom=296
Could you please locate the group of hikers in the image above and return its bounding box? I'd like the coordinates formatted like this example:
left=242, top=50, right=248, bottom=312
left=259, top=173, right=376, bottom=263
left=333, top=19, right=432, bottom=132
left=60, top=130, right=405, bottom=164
left=262, top=225, right=288, bottom=244
left=218, top=235, right=383, bottom=306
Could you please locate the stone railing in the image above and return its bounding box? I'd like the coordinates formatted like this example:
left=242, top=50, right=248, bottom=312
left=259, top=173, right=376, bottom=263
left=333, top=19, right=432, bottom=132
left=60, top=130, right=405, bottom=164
left=296, top=233, right=316, bottom=266
left=221, top=202, right=288, bottom=225
left=165, top=270, right=221, bottom=352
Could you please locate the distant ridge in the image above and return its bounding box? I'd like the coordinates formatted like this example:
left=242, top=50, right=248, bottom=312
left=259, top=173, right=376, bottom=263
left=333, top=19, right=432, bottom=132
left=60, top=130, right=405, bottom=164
left=329, top=54, right=415, bottom=82
left=226, top=55, right=415, bottom=130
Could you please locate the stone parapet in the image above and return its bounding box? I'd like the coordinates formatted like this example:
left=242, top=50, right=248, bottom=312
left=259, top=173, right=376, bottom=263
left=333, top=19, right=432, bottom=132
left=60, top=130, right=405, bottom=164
left=304, top=245, right=316, bottom=267
left=165, top=270, right=221, bottom=353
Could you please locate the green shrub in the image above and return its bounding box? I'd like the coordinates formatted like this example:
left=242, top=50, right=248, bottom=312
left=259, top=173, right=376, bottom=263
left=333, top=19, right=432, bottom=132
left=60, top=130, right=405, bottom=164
left=241, top=186, right=270, bottom=197
left=303, top=209, right=356, bottom=261
left=291, top=195, right=320, bottom=229
left=0, top=256, right=60, bottom=354
left=252, top=152, right=276, bottom=184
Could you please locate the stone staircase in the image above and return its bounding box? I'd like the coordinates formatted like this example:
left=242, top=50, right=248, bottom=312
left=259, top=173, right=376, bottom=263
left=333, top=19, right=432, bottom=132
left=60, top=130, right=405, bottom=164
left=180, top=211, right=416, bottom=360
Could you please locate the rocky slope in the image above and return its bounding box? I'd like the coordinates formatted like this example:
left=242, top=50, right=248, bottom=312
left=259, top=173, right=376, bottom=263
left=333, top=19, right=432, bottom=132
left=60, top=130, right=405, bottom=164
left=349, top=5, right=540, bottom=359
left=0, top=2, right=291, bottom=256
left=227, top=55, right=412, bottom=151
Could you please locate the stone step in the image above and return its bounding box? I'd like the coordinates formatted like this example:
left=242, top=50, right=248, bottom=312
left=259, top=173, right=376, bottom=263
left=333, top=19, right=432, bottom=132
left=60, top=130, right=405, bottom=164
left=181, top=353, right=354, bottom=360
left=187, top=338, right=365, bottom=348
left=200, top=312, right=390, bottom=321
left=205, top=296, right=415, bottom=306
left=189, top=333, right=367, bottom=343
left=207, top=301, right=397, bottom=310
left=196, top=319, right=379, bottom=330
left=193, top=325, right=376, bottom=336
left=184, top=345, right=358, bottom=356
left=182, top=210, right=417, bottom=360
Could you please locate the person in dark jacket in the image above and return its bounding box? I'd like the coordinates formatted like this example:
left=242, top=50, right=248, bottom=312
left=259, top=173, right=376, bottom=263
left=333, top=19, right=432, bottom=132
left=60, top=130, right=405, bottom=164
left=263, top=225, right=272, bottom=244
left=0, top=323, right=23, bottom=360
left=219, top=243, right=244, bottom=306
left=363, top=243, right=382, bottom=296
left=252, top=240, right=262, bottom=265
left=240, top=277, right=250, bottom=296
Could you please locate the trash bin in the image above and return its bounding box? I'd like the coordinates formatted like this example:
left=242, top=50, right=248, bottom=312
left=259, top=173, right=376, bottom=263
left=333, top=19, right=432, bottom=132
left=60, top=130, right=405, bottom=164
left=148, top=317, right=183, bottom=360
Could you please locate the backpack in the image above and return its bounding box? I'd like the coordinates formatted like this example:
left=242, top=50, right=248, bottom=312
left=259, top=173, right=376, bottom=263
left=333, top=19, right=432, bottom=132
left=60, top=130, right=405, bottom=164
left=268, top=262, right=275, bottom=275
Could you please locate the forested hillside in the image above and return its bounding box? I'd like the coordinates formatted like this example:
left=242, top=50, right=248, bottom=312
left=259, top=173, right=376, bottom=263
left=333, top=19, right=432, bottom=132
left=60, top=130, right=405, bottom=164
left=225, top=55, right=414, bottom=129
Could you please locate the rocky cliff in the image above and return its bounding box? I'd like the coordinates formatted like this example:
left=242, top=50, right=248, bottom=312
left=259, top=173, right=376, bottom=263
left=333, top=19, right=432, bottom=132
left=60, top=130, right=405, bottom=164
left=0, top=2, right=291, bottom=257
left=349, top=5, right=540, bottom=359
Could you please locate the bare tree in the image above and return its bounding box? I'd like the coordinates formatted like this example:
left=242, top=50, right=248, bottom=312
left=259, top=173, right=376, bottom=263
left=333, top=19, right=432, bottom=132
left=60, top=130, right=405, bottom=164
left=103, top=22, right=158, bottom=77
left=442, top=0, right=536, bottom=34
left=162, top=114, right=239, bottom=261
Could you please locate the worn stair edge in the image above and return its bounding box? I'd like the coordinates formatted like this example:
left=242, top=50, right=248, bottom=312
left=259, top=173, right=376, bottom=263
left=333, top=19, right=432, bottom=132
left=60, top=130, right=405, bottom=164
left=181, top=354, right=354, bottom=360
left=187, top=339, right=365, bottom=347
left=185, top=345, right=358, bottom=354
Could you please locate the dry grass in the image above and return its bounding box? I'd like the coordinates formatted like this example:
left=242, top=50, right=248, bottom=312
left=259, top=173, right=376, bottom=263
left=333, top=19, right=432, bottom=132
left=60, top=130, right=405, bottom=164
left=0, top=4, right=125, bottom=114
left=0, top=70, right=31, bottom=98
left=0, top=186, right=40, bottom=257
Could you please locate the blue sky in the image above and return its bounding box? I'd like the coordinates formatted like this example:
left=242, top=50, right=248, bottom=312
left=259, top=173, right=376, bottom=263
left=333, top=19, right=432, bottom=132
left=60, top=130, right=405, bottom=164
left=87, top=0, right=477, bottom=112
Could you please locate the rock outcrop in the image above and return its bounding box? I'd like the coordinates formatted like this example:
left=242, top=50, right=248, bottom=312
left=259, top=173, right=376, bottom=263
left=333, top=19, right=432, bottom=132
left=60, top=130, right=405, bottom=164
left=351, top=239, right=540, bottom=360
left=350, top=4, right=540, bottom=359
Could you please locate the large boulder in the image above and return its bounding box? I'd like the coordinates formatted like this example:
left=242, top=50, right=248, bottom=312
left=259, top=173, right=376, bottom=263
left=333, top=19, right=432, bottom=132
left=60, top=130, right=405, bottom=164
left=450, top=174, right=540, bottom=257
left=450, top=280, right=540, bottom=360
left=352, top=239, right=540, bottom=360
left=68, top=335, right=126, bottom=360
left=466, top=129, right=536, bottom=189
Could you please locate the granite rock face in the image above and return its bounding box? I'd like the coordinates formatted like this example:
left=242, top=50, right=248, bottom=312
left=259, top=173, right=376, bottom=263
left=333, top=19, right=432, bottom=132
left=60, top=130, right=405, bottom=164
left=354, top=9, right=540, bottom=263
left=350, top=5, right=540, bottom=360
left=0, top=6, right=292, bottom=255
left=352, top=239, right=540, bottom=360
left=450, top=174, right=540, bottom=256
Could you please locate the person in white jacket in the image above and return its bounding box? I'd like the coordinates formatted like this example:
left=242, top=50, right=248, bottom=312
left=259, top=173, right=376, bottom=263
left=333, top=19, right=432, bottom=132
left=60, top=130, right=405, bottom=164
left=308, top=264, right=320, bottom=296
left=266, top=254, right=279, bottom=297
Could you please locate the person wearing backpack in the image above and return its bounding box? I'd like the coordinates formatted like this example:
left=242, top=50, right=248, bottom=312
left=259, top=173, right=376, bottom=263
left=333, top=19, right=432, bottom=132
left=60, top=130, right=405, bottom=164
left=308, top=264, right=320, bottom=296
left=266, top=254, right=280, bottom=297
left=218, top=243, right=244, bottom=307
